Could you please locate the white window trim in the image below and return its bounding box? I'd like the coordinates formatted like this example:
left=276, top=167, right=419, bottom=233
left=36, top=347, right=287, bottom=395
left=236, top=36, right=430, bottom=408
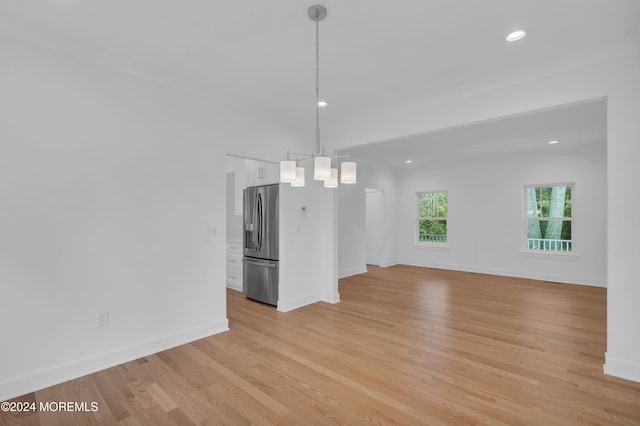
left=522, top=182, right=577, bottom=256
left=413, top=243, right=451, bottom=249
left=416, top=190, right=449, bottom=246
left=518, top=249, right=579, bottom=259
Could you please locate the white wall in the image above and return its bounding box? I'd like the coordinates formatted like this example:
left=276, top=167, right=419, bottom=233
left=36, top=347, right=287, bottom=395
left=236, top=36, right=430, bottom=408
left=279, top=167, right=339, bottom=312
left=396, top=144, right=606, bottom=286
left=605, top=56, right=640, bottom=382
left=225, top=172, right=243, bottom=241
left=338, top=162, right=398, bottom=277
left=337, top=171, right=366, bottom=278
left=330, top=53, right=640, bottom=383
left=0, top=34, right=312, bottom=400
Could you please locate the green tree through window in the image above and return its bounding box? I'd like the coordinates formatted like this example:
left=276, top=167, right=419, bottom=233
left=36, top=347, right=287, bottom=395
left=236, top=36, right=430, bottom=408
left=525, top=184, right=573, bottom=252
left=417, top=191, right=447, bottom=244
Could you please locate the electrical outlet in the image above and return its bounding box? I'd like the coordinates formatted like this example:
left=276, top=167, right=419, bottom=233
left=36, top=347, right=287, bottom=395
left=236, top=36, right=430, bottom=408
left=97, top=311, right=109, bottom=327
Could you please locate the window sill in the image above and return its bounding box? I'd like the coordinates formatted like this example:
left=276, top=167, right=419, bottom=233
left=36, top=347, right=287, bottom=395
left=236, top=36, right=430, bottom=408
left=519, top=250, right=579, bottom=260
left=413, top=243, right=450, bottom=249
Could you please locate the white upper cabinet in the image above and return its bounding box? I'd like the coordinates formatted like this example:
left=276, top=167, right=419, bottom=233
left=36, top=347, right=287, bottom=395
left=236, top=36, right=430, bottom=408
left=245, top=159, right=279, bottom=187
left=234, top=159, right=279, bottom=216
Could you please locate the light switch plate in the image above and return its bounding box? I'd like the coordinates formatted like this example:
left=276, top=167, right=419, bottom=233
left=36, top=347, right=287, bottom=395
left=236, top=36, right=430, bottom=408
left=97, top=311, right=109, bottom=327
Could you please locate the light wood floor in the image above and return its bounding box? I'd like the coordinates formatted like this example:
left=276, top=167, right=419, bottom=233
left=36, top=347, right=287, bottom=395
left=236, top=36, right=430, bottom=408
left=3, top=265, right=640, bottom=425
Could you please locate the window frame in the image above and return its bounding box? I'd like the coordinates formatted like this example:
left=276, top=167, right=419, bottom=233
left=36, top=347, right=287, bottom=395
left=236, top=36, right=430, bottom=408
left=522, top=182, right=575, bottom=254
left=416, top=190, right=448, bottom=246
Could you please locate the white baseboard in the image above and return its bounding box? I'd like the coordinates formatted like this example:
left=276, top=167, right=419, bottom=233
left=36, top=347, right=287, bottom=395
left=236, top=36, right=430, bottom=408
left=338, top=266, right=368, bottom=279
left=226, top=283, right=243, bottom=292
left=321, top=292, right=341, bottom=304
left=0, top=319, right=229, bottom=402
left=398, top=259, right=606, bottom=287
left=277, top=293, right=321, bottom=313
left=604, top=353, right=640, bottom=383
left=339, top=262, right=398, bottom=274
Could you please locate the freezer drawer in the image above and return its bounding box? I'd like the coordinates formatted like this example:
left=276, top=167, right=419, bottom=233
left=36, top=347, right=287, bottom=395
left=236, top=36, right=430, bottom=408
left=243, top=257, right=278, bottom=306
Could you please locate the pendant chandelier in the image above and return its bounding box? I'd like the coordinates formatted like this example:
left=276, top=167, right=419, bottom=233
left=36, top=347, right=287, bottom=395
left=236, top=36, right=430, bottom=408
left=280, top=5, right=356, bottom=188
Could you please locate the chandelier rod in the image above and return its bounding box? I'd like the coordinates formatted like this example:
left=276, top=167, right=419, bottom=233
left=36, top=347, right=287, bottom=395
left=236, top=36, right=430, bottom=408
left=314, top=8, right=322, bottom=156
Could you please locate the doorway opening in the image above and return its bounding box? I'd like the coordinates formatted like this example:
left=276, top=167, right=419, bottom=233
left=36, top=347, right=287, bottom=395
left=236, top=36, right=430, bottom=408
left=365, top=188, right=383, bottom=266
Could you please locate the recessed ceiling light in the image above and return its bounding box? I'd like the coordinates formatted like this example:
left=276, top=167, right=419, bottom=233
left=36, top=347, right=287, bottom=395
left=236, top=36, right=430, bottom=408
left=405, top=160, right=413, bottom=164
left=549, top=140, right=559, bottom=144
left=318, top=101, right=328, bottom=107
left=506, top=30, right=526, bottom=42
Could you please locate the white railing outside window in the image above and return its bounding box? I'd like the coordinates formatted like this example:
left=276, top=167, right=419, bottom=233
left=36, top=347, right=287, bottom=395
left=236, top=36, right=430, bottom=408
left=418, top=234, right=447, bottom=244
left=527, top=238, right=572, bottom=252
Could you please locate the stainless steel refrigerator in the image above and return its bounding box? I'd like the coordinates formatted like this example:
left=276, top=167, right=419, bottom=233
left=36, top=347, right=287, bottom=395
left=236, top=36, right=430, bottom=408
left=242, top=184, right=279, bottom=305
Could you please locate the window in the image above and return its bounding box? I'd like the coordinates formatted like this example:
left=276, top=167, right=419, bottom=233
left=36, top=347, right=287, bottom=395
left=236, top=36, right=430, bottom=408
left=417, top=191, right=447, bottom=245
left=524, top=184, right=573, bottom=252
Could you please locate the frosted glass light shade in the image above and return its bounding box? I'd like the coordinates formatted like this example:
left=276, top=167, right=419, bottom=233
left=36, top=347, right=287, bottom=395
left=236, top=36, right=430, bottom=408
left=324, top=168, right=338, bottom=188
left=314, top=156, right=331, bottom=180
left=280, top=160, right=296, bottom=183
left=291, top=167, right=305, bottom=187
left=506, top=30, right=526, bottom=42
left=341, top=161, right=357, bottom=184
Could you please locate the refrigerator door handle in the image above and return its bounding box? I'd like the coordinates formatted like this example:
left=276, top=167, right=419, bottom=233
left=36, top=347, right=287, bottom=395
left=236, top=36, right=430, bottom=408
left=242, top=259, right=277, bottom=268
left=257, top=192, right=263, bottom=251
left=253, top=192, right=259, bottom=250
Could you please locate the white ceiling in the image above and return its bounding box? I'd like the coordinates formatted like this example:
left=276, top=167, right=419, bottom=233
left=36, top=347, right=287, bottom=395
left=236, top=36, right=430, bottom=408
left=341, top=98, right=607, bottom=169
left=0, top=1, right=637, bottom=166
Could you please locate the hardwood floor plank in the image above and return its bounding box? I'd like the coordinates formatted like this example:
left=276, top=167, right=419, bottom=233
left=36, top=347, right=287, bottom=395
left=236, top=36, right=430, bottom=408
left=165, top=407, right=195, bottom=426
left=186, top=347, right=291, bottom=418
left=146, top=383, right=178, bottom=413
left=3, top=265, right=640, bottom=425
